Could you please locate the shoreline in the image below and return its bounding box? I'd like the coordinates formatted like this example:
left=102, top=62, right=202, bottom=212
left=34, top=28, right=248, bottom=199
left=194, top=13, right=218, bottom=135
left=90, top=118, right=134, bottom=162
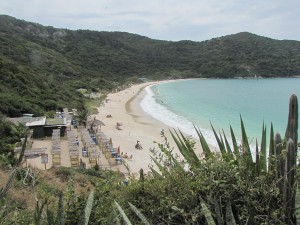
left=95, top=80, right=203, bottom=175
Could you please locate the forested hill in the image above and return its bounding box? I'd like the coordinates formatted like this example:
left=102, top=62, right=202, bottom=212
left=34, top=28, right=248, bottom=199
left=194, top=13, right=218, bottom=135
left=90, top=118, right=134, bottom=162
left=1, top=15, right=300, bottom=117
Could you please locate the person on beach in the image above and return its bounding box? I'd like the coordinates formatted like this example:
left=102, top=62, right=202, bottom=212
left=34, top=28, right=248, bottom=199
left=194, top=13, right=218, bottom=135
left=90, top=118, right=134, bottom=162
left=135, top=140, right=143, bottom=149
left=123, top=153, right=133, bottom=159
left=116, top=122, right=123, bottom=130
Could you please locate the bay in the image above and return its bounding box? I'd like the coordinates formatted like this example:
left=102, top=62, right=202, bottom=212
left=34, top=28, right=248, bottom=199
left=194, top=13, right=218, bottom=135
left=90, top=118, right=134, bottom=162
left=141, top=78, right=300, bottom=148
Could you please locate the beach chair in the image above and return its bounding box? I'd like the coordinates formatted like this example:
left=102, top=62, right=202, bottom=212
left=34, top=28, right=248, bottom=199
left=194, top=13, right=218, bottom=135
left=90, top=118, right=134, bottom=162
left=52, top=154, right=61, bottom=165
left=89, top=151, right=100, bottom=167
left=89, top=157, right=97, bottom=167
left=115, top=156, right=122, bottom=164
left=108, top=157, right=118, bottom=166
left=70, top=155, right=79, bottom=167
left=89, top=158, right=96, bottom=163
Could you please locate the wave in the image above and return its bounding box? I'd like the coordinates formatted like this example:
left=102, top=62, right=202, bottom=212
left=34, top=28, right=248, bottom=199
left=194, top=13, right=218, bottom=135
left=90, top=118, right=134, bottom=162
left=140, top=85, right=219, bottom=147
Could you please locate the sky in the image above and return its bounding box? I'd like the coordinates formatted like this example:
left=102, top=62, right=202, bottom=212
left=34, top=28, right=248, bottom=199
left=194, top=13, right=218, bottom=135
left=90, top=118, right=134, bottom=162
left=1, top=0, right=300, bottom=42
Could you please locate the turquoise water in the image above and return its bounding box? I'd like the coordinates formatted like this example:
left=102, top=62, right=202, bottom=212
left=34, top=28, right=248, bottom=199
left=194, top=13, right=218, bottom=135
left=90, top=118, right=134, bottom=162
left=141, top=78, right=300, bottom=147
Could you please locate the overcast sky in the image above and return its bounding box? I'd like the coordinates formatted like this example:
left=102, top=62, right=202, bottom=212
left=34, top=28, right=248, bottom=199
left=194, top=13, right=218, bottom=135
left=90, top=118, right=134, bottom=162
left=1, top=0, right=299, bottom=42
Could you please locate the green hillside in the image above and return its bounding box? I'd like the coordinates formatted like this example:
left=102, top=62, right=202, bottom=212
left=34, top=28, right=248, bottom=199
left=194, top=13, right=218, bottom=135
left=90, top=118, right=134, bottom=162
left=1, top=15, right=300, bottom=117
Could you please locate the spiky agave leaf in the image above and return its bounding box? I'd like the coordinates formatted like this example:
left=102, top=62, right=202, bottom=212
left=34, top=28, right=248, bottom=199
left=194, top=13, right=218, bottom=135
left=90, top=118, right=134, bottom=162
left=268, top=123, right=275, bottom=173
left=255, top=139, right=260, bottom=176
left=219, top=132, right=225, bottom=149
left=260, top=123, right=267, bottom=173
left=194, top=125, right=213, bottom=159
left=150, top=156, right=170, bottom=177
left=214, top=197, right=224, bottom=225
left=46, top=204, right=55, bottom=225
left=177, top=129, right=201, bottom=167
left=240, top=116, right=253, bottom=166
left=199, top=196, right=216, bottom=225
left=222, top=130, right=234, bottom=160
left=149, top=167, right=163, bottom=179
left=112, top=208, right=122, bottom=225
left=210, top=122, right=226, bottom=157
left=56, top=192, right=64, bottom=225
left=128, top=202, right=151, bottom=225
left=230, top=125, right=240, bottom=158
left=225, top=201, right=237, bottom=225
left=170, top=129, right=201, bottom=168
left=34, top=197, right=48, bottom=225
left=169, top=129, right=191, bottom=160
left=156, top=139, right=185, bottom=173
left=84, top=189, right=94, bottom=225
left=114, top=201, right=133, bottom=225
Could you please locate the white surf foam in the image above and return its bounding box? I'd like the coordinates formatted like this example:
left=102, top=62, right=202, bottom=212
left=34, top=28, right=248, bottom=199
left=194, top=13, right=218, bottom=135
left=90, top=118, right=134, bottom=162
left=141, top=85, right=219, bottom=147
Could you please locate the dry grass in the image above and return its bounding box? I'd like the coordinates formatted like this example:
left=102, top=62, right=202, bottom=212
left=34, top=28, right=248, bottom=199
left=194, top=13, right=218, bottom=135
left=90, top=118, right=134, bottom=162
left=0, top=166, right=93, bottom=210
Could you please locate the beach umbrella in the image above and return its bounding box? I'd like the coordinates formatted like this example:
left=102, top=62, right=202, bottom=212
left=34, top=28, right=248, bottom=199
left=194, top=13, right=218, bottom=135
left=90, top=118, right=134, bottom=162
left=87, top=119, right=105, bottom=132
left=117, top=146, right=120, bottom=155
left=87, top=119, right=105, bottom=127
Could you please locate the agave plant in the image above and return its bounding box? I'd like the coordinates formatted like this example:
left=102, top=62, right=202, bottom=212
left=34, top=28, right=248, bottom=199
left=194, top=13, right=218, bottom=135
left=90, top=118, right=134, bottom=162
left=114, top=201, right=151, bottom=225
left=150, top=94, right=299, bottom=224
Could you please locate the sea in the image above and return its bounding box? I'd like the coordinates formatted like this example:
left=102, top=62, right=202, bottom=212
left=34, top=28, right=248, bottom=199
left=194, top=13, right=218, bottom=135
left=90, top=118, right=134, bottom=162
left=141, top=78, right=300, bottom=149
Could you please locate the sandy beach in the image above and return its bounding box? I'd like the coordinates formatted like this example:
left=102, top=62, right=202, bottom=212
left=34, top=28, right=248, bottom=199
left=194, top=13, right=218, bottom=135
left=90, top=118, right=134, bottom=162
left=95, top=81, right=203, bottom=176
left=23, top=80, right=204, bottom=176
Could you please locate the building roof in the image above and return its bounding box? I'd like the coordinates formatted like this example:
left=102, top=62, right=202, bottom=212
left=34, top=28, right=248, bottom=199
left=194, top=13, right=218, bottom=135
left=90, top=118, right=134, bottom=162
left=8, top=116, right=67, bottom=127
left=23, top=114, right=34, bottom=117
left=45, top=118, right=67, bottom=127
left=7, top=116, right=46, bottom=126
left=26, top=117, right=46, bottom=126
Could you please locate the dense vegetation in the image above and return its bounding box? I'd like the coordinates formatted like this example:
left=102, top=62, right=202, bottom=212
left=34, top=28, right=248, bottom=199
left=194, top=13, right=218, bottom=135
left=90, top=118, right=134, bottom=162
left=0, top=95, right=299, bottom=224
left=1, top=15, right=300, bottom=117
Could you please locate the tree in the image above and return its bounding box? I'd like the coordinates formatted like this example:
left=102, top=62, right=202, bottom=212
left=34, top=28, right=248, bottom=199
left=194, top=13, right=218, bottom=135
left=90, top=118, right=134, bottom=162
left=77, top=101, right=89, bottom=128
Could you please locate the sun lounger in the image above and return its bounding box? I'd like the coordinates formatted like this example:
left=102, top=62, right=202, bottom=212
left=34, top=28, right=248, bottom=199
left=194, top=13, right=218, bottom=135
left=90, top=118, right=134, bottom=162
left=115, top=157, right=122, bottom=164
left=70, top=155, right=79, bottom=167
left=52, top=154, right=61, bottom=165
left=89, top=155, right=99, bottom=167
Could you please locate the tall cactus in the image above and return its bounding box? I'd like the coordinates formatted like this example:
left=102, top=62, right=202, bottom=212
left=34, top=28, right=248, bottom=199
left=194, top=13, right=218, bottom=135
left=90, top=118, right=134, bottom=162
left=277, top=94, right=298, bottom=225
left=285, top=94, right=298, bottom=225
left=285, top=139, right=296, bottom=224
left=275, top=133, right=284, bottom=197
left=285, top=94, right=298, bottom=151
